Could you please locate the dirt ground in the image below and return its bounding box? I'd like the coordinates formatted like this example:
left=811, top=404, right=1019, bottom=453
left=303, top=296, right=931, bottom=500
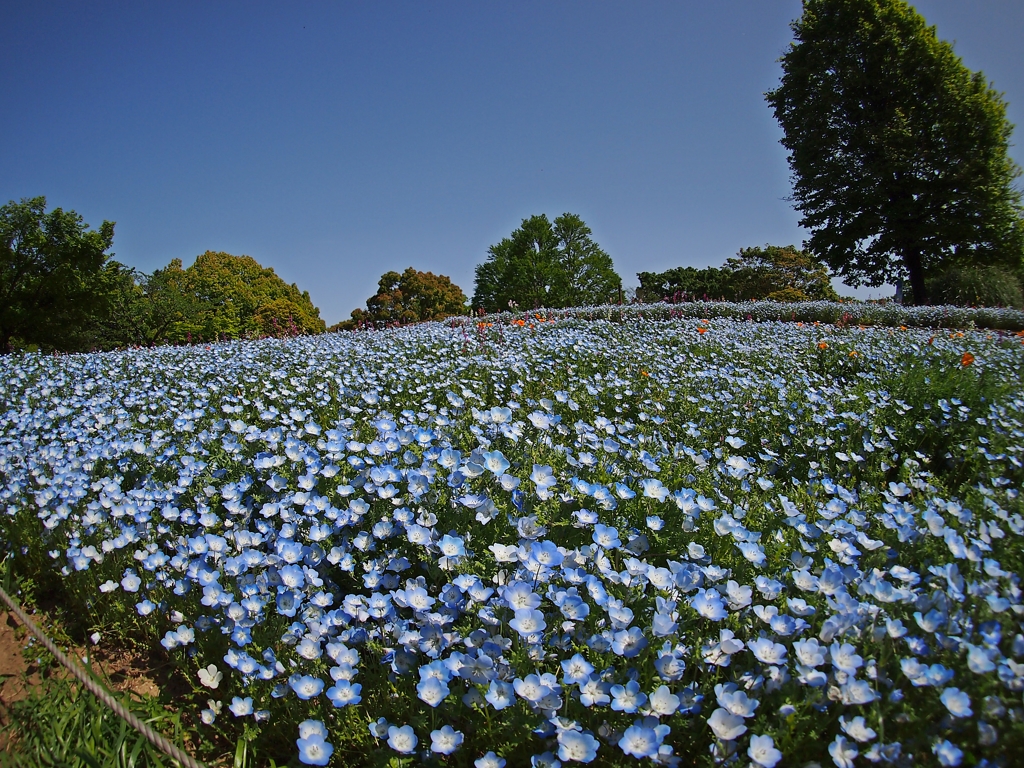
left=0, top=608, right=165, bottom=721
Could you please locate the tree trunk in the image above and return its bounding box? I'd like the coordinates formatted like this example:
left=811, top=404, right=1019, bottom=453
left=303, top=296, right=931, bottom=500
left=903, top=247, right=927, bottom=305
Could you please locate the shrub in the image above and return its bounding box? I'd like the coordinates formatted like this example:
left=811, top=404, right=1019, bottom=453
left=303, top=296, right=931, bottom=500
left=926, top=265, right=1024, bottom=309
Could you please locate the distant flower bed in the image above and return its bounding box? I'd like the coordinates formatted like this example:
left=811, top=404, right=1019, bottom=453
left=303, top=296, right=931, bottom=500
left=469, top=299, right=1024, bottom=331
left=1, top=312, right=1022, bottom=766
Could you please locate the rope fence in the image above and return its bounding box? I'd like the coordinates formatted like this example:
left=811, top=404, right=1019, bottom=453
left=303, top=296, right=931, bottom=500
left=0, top=582, right=206, bottom=768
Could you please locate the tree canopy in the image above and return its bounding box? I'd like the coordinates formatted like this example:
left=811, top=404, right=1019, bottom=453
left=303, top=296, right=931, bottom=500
left=724, top=245, right=839, bottom=302
left=766, top=0, right=1024, bottom=304
left=472, top=214, right=621, bottom=312
left=153, top=252, right=325, bottom=342
left=636, top=266, right=730, bottom=303
left=637, top=245, right=837, bottom=303
left=334, top=268, right=467, bottom=330
left=0, top=196, right=117, bottom=353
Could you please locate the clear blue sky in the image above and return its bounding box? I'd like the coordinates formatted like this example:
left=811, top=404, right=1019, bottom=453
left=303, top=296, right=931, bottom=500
left=3, top=1, right=1022, bottom=323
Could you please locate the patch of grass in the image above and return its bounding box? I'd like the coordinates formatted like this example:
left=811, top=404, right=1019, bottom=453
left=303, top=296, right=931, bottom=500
left=0, top=673, right=178, bottom=768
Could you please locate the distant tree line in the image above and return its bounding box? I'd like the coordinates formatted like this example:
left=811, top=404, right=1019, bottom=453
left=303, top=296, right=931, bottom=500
left=0, top=197, right=324, bottom=353
left=637, top=245, right=839, bottom=304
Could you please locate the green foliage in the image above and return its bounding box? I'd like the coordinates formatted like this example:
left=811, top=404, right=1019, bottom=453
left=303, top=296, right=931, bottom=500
left=0, top=675, right=179, bottom=768
left=154, top=252, right=326, bottom=343
left=766, top=0, right=1024, bottom=304
left=0, top=197, right=117, bottom=353
left=335, top=267, right=467, bottom=330
left=724, top=244, right=839, bottom=302
left=1, top=199, right=328, bottom=351
left=637, top=245, right=837, bottom=303
left=926, top=264, right=1024, bottom=309
left=636, top=266, right=729, bottom=303
left=472, top=214, right=621, bottom=312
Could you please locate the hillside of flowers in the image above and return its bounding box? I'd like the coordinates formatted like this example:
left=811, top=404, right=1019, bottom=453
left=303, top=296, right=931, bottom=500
left=1, top=306, right=1023, bottom=767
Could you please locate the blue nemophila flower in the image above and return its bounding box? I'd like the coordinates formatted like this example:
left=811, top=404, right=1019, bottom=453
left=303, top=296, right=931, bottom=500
left=486, top=680, right=515, bottom=710
left=438, top=533, right=466, bottom=558
left=514, top=674, right=552, bottom=704
left=416, top=676, right=449, bottom=707
left=289, top=674, right=324, bottom=700
left=228, top=696, right=254, bottom=717
left=640, top=478, right=669, bottom=501
left=560, top=653, right=594, bottom=686
left=611, top=627, right=648, bottom=657
left=592, top=523, right=620, bottom=549
left=578, top=678, right=611, bottom=708
left=932, top=739, right=963, bottom=767
left=430, top=725, right=464, bottom=755
left=510, top=608, right=547, bottom=637
left=715, top=683, right=759, bottom=718
left=618, top=717, right=670, bottom=758
left=940, top=688, right=972, bottom=718
left=749, top=637, right=787, bottom=666
left=475, top=752, right=506, bottom=768
left=610, top=680, right=647, bottom=713
left=691, top=588, right=727, bottom=620
left=556, top=727, right=599, bottom=763
left=326, top=680, right=361, bottom=707
left=482, top=450, right=510, bottom=475
left=296, top=720, right=333, bottom=766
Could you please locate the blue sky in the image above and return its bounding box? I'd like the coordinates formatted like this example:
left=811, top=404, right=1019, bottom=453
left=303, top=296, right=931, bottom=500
left=2, top=1, right=1022, bottom=324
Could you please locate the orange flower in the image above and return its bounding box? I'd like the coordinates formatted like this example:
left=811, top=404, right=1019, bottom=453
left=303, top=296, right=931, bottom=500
left=641, top=370, right=650, bottom=377
left=848, top=350, right=858, bottom=357
left=818, top=341, right=828, bottom=349
left=961, top=352, right=975, bottom=367
left=899, top=325, right=907, bottom=331
left=696, top=327, right=707, bottom=334
left=927, top=336, right=935, bottom=345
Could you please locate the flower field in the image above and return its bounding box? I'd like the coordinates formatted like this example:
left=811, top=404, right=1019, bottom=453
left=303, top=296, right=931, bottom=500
left=2, top=305, right=1023, bottom=767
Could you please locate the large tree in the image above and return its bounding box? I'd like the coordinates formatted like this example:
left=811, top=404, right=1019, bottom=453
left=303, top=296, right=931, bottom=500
left=766, top=0, right=1024, bottom=304
left=724, top=244, right=839, bottom=302
left=156, top=252, right=326, bottom=342
left=334, top=267, right=467, bottom=329
left=473, top=213, right=620, bottom=312
left=0, top=196, right=117, bottom=352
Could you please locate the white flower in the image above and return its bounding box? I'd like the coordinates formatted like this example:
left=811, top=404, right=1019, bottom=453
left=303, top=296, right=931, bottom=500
left=748, top=637, right=787, bottom=665
left=707, top=707, right=747, bottom=741
left=198, top=664, right=223, bottom=689
left=840, top=715, right=877, bottom=743
left=829, top=735, right=858, bottom=768
left=647, top=685, right=680, bottom=716
left=747, top=734, right=782, bottom=768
